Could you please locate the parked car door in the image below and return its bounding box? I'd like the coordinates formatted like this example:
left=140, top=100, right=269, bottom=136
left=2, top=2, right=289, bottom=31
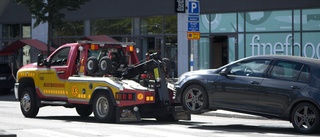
left=258, top=60, right=309, bottom=116
left=213, top=59, right=271, bottom=112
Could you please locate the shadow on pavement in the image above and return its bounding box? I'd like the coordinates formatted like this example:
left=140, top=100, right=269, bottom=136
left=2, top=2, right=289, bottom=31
left=189, top=124, right=320, bottom=136
left=0, top=92, right=16, bottom=102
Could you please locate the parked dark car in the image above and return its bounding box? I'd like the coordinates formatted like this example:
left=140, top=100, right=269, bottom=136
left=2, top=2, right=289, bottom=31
left=0, top=63, right=15, bottom=94
left=174, top=55, right=320, bottom=134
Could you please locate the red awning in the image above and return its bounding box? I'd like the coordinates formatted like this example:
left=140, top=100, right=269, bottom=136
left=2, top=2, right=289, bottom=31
left=81, top=35, right=118, bottom=42
left=0, top=39, right=55, bottom=56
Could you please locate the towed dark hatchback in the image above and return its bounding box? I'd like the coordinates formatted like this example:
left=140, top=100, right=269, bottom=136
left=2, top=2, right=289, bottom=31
left=175, top=55, right=320, bottom=134
left=0, top=63, right=15, bottom=94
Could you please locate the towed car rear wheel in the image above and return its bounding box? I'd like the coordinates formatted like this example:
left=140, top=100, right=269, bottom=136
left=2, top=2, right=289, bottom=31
left=291, top=103, right=320, bottom=134
left=182, top=85, right=208, bottom=114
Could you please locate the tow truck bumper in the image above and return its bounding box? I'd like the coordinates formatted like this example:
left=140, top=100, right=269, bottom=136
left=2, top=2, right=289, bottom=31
left=14, top=83, right=19, bottom=100
left=115, top=105, right=190, bottom=122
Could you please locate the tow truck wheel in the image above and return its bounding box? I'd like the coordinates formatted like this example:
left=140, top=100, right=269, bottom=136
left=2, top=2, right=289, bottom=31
left=20, top=87, right=39, bottom=118
left=87, top=57, right=98, bottom=75
left=76, top=105, right=92, bottom=117
left=98, top=56, right=113, bottom=74
left=93, top=92, right=115, bottom=122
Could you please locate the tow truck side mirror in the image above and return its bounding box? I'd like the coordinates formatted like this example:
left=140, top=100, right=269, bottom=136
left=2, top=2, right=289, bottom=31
left=37, top=54, right=49, bottom=67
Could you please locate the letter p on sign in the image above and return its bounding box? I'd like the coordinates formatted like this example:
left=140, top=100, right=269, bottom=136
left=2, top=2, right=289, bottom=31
left=188, top=1, right=199, bottom=14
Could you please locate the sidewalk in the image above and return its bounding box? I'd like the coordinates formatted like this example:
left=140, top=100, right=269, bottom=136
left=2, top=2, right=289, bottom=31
left=201, top=110, right=267, bottom=120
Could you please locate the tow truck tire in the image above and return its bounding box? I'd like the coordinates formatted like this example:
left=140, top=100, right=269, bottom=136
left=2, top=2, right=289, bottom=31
left=93, top=92, right=115, bottom=123
left=20, top=87, right=39, bottom=118
left=76, top=105, right=92, bottom=117
left=98, top=56, right=113, bottom=74
left=87, top=57, right=98, bottom=75
left=162, top=58, right=171, bottom=75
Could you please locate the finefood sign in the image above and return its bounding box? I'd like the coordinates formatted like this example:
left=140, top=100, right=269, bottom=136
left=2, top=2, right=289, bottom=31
left=250, top=34, right=320, bottom=59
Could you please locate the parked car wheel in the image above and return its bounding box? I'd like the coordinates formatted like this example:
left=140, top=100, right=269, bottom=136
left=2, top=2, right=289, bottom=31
left=182, top=84, right=208, bottom=114
left=93, top=92, right=115, bottom=122
left=20, top=87, right=39, bottom=118
left=291, top=102, right=320, bottom=134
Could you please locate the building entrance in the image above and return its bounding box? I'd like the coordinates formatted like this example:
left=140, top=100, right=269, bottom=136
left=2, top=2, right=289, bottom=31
left=210, top=35, right=237, bottom=68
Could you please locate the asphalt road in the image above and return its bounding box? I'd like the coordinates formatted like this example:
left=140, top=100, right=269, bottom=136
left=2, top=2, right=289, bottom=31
left=1, top=92, right=320, bottom=137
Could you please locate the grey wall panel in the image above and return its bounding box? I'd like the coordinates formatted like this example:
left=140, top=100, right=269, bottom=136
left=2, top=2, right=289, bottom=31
left=65, top=0, right=175, bottom=20
left=0, top=1, right=31, bottom=23
left=2, top=0, right=320, bottom=23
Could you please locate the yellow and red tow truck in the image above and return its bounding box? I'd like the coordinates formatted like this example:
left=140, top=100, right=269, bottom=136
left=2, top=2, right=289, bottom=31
left=14, top=40, right=190, bottom=122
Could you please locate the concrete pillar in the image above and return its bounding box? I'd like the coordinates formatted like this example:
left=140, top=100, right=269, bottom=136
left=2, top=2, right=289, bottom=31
left=177, top=13, right=189, bottom=76
left=84, top=20, right=90, bottom=36
left=31, top=19, right=48, bottom=62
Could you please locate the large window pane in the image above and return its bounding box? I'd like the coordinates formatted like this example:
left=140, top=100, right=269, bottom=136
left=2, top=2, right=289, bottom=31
left=294, top=10, right=300, bottom=31
left=164, top=16, right=177, bottom=34
left=302, top=32, right=320, bottom=59
left=198, top=38, right=210, bottom=69
left=199, top=14, right=210, bottom=33
left=140, top=16, right=163, bottom=35
left=53, top=21, right=84, bottom=36
left=302, top=9, right=320, bottom=31
left=210, top=13, right=237, bottom=33
left=2, top=24, right=20, bottom=39
left=22, top=24, right=31, bottom=38
left=91, top=18, right=132, bottom=35
left=245, top=10, right=292, bottom=32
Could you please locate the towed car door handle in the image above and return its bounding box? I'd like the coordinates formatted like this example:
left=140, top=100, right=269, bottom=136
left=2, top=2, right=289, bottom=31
left=250, top=81, right=260, bottom=85
left=291, top=86, right=301, bottom=90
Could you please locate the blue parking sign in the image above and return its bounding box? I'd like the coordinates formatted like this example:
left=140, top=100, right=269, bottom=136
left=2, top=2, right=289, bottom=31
left=188, top=1, right=199, bottom=14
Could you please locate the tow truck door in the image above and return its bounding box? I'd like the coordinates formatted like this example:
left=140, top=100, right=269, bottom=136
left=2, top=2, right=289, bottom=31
left=38, top=47, right=72, bottom=99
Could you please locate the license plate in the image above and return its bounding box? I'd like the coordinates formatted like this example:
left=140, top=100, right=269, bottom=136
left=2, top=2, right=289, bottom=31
left=0, top=77, right=6, bottom=80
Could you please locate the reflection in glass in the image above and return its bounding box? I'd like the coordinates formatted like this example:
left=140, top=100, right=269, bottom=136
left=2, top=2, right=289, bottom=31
left=140, top=16, right=163, bottom=35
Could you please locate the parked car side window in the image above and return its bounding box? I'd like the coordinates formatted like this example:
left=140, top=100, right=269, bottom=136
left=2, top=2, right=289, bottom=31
left=50, top=47, right=70, bottom=66
left=297, top=65, right=310, bottom=83
left=228, top=59, right=270, bottom=77
left=270, top=60, right=303, bottom=81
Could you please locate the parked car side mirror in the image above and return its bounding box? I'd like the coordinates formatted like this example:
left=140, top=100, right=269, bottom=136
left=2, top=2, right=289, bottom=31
left=220, top=68, right=229, bottom=76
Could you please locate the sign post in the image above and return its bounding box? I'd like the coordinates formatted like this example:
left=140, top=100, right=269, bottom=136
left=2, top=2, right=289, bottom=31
left=187, top=0, right=200, bottom=71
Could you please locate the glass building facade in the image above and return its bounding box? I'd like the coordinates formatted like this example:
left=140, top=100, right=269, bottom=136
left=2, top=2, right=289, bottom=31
left=198, top=8, right=320, bottom=69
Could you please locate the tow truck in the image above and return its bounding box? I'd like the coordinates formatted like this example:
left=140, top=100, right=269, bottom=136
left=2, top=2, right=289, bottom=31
left=14, top=40, right=190, bottom=122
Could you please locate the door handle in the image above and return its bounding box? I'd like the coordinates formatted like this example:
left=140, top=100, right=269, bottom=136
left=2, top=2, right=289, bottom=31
left=250, top=81, right=260, bottom=84
left=291, top=86, right=301, bottom=90
left=57, top=71, right=64, bottom=74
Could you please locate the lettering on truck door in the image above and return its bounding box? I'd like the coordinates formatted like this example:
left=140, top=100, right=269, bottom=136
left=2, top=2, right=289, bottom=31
left=38, top=47, right=71, bottom=99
